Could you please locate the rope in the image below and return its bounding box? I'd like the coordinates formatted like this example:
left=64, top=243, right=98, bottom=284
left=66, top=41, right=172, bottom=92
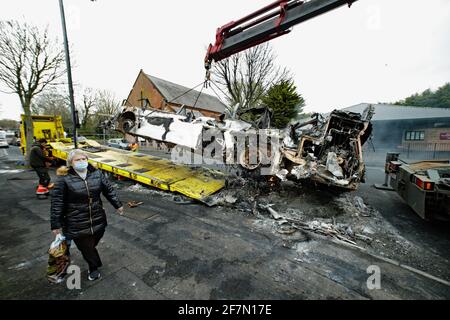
left=165, top=78, right=229, bottom=113
left=167, top=81, right=205, bottom=104
left=192, top=82, right=206, bottom=109
left=210, top=80, right=229, bottom=101
left=208, top=83, right=227, bottom=107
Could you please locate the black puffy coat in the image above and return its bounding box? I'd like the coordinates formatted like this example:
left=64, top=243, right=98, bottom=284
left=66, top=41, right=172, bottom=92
left=29, top=143, right=49, bottom=168
left=50, top=164, right=122, bottom=239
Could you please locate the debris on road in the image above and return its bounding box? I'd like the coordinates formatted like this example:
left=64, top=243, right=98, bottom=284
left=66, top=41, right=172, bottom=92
left=127, top=201, right=144, bottom=208
left=269, top=210, right=360, bottom=246
left=336, top=194, right=372, bottom=217
left=242, top=187, right=380, bottom=250
left=261, top=205, right=283, bottom=220
left=172, top=196, right=196, bottom=205
left=126, top=183, right=173, bottom=198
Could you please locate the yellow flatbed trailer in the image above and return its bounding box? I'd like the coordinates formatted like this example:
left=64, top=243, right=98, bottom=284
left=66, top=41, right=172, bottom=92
left=49, top=140, right=226, bottom=203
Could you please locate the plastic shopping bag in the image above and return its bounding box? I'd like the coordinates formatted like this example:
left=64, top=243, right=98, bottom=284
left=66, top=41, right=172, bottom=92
left=47, top=234, right=70, bottom=284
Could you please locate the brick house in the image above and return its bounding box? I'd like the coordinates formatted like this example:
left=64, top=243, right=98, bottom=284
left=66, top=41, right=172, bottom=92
left=125, top=70, right=227, bottom=119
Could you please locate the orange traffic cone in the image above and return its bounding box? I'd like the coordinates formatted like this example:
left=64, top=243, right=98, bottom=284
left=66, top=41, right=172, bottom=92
left=36, top=185, right=49, bottom=198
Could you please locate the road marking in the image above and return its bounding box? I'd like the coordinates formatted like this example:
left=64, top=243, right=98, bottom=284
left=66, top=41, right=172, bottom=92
left=0, top=169, right=25, bottom=174
left=330, top=237, right=450, bottom=287
left=301, top=230, right=450, bottom=288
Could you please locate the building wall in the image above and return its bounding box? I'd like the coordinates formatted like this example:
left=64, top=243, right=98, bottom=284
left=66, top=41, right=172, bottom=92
left=402, top=127, right=450, bottom=152
left=371, top=120, right=411, bottom=148
left=371, top=118, right=450, bottom=149
left=423, top=128, right=450, bottom=144
left=127, top=71, right=166, bottom=110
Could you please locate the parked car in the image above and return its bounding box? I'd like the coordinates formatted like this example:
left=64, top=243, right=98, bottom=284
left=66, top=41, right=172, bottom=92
left=107, top=138, right=130, bottom=150
left=77, top=136, right=87, bottom=142
left=0, top=131, right=9, bottom=148
left=5, top=131, right=16, bottom=145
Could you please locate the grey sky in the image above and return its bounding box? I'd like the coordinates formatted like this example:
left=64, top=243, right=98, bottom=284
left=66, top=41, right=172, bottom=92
left=1, top=0, right=449, bottom=121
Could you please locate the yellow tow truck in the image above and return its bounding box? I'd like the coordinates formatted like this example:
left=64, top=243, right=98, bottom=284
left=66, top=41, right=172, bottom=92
left=19, top=114, right=72, bottom=155
left=20, top=115, right=225, bottom=202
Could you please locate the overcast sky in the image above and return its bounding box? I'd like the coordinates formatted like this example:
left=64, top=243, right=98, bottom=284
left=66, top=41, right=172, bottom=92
left=1, top=0, right=449, bottom=120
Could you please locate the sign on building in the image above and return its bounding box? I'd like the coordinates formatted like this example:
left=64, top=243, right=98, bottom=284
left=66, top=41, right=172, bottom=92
left=440, top=132, right=450, bottom=140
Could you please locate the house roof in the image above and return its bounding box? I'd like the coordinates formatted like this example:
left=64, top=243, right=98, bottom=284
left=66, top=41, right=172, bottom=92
left=341, top=103, right=450, bottom=121
left=145, top=73, right=227, bottom=114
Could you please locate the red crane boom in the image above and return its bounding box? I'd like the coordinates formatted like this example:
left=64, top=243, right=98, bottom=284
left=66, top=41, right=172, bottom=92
left=205, top=0, right=358, bottom=70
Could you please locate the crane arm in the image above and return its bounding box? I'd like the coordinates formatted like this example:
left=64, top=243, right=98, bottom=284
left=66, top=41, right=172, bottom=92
left=205, top=0, right=357, bottom=70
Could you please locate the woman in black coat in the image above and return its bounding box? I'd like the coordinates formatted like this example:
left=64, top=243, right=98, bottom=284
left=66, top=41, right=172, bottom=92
left=51, top=149, right=123, bottom=281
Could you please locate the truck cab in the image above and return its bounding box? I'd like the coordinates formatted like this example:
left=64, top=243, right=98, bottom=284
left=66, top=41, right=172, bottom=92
left=19, top=115, right=72, bottom=158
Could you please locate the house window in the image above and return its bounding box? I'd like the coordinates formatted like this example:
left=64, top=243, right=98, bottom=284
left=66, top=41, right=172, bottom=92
left=405, top=131, right=425, bottom=141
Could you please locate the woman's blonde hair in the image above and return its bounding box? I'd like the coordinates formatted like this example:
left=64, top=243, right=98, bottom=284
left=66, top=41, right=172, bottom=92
left=67, top=149, right=89, bottom=167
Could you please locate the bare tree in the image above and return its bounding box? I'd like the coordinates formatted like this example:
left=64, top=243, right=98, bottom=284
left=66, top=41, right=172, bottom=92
left=79, top=87, right=98, bottom=129
left=96, top=90, right=121, bottom=116
left=212, top=43, right=289, bottom=115
left=31, top=89, right=72, bottom=130
left=0, top=20, right=65, bottom=161
left=83, top=90, right=121, bottom=133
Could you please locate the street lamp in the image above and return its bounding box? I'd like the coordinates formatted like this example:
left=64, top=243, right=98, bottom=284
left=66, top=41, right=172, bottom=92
left=58, top=0, right=78, bottom=148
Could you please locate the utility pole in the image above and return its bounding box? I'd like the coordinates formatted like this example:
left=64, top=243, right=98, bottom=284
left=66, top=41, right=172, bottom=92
left=58, top=0, right=78, bottom=149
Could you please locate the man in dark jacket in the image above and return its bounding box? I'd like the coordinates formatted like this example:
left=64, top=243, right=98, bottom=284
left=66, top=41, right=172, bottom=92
left=29, top=138, right=54, bottom=193
left=51, top=149, right=123, bottom=281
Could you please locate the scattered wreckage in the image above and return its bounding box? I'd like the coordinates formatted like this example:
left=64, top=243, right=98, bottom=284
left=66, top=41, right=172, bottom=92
left=262, top=203, right=374, bottom=247
left=108, top=104, right=374, bottom=191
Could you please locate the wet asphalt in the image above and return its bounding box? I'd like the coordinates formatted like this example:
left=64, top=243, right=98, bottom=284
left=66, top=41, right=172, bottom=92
left=0, top=146, right=449, bottom=299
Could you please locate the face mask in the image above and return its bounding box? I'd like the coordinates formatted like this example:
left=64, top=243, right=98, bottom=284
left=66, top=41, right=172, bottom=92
left=74, top=161, right=88, bottom=171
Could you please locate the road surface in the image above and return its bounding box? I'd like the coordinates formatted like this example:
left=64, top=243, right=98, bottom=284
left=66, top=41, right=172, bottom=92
left=0, top=146, right=449, bottom=299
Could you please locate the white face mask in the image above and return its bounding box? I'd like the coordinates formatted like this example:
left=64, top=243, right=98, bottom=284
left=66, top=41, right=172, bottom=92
left=73, top=161, right=88, bottom=171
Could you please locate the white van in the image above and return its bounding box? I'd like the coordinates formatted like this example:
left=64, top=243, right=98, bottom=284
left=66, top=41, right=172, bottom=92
left=5, top=131, right=16, bottom=145
left=0, top=130, right=9, bottom=148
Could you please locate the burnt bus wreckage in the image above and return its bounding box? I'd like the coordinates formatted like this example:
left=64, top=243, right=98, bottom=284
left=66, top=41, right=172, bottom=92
left=109, top=105, right=374, bottom=190
left=280, top=107, right=374, bottom=190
